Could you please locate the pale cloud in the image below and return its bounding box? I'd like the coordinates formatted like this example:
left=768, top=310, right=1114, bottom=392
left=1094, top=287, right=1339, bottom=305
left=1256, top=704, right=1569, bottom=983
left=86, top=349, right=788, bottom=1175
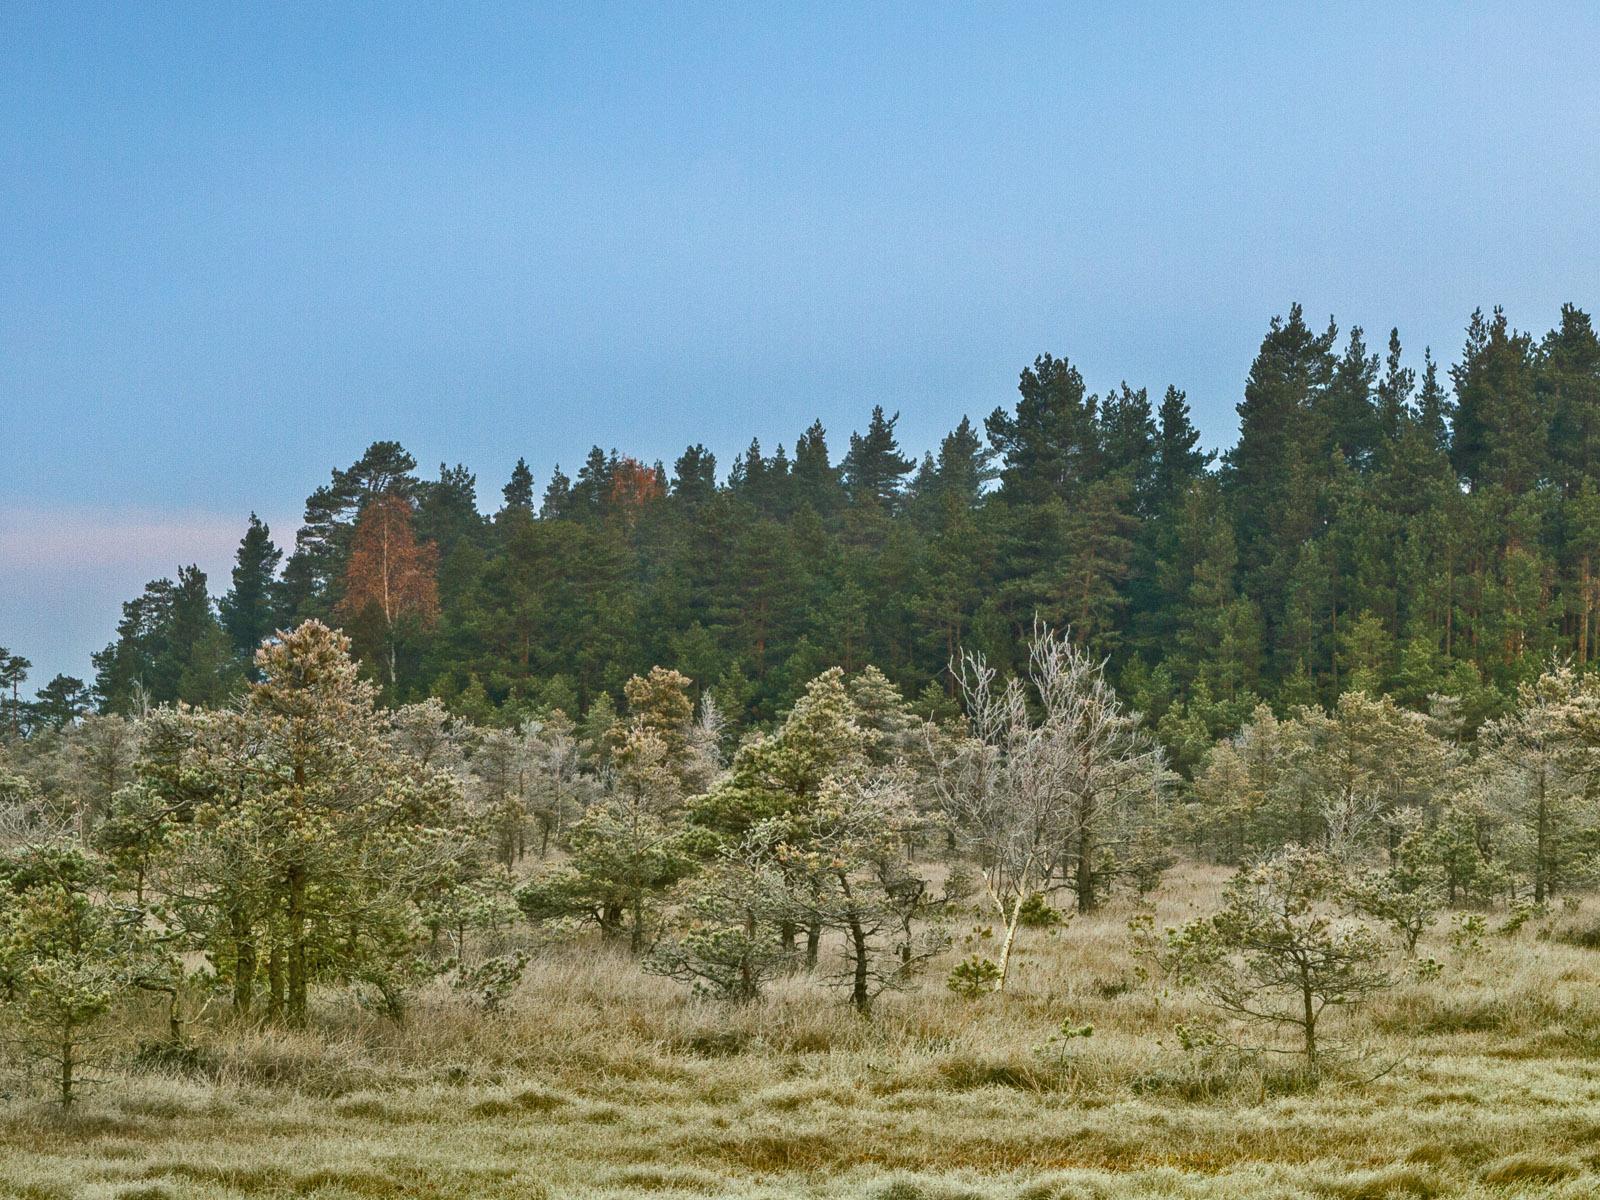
left=0, top=505, right=295, bottom=689
left=0, top=506, right=250, bottom=573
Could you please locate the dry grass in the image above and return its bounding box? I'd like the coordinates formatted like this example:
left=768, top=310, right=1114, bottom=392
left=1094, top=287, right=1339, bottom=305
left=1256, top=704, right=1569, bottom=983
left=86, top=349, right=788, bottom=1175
left=3, top=864, right=1600, bottom=1198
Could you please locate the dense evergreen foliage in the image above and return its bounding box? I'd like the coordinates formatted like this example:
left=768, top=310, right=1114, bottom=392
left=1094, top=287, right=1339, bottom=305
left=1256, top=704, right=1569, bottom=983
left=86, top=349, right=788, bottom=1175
left=32, top=303, right=1600, bottom=759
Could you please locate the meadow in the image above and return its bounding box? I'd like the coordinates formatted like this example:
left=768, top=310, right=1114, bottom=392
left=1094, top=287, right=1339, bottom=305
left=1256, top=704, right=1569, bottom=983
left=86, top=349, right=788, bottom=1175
left=4, top=864, right=1598, bottom=1200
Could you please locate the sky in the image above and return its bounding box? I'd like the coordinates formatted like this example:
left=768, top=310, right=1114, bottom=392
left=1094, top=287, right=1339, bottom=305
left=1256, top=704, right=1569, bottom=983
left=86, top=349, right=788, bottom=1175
left=3, top=2, right=1599, bottom=688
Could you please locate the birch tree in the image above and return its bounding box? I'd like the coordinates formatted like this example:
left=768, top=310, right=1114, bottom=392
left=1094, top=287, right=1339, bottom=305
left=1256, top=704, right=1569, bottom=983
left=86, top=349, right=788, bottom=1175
left=337, top=494, right=439, bottom=692
left=929, top=624, right=1167, bottom=991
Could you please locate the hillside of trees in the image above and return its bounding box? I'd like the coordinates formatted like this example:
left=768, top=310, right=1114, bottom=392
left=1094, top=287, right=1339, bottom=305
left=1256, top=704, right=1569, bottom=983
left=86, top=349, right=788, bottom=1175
left=4, top=302, right=1582, bottom=770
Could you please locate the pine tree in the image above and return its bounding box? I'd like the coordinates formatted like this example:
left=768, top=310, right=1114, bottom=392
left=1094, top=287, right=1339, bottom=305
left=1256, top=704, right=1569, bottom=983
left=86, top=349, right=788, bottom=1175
left=929, top=416, right=995, bottom=509
left=791, top=420, right=843, bottom=515
left=1451, top=308, right=1544, bottom=493
left=501, top=458, right=536, bottom=512
left=841, top=406, right=915, bottom=510
left=1375, top=328, right=1415, bottom=451
left=1099, top=383, right=1158, bottom=512
left=280, top=441, right=420, bottom=613
left=1226, top=305, right=1336, bottom=579
left=571, top=446, right=614, bottom=517
left=986, top=353, right=1100, bottom=506
left=1480, top=664, right=1600, bottom=902
left=219, top=514, right=283, bottom=658
left=32, top=675, right=90, bottom=731
left=0, top=844, right=168, bottom=1107
left=518, top=725, right=694, bottom=953
left=541, top=464, right=574, bottom=518
left=1321, top=325, right=1380, bottom=468
left=671, top=444, right=718, bottom=505
left=1543, top=305, right=1600, bottom=496
left=0, top=649, right=31, bottom=737
left=416, top=462, right=484, bottom=555
left=1416, top=350, right=1452, bottom=456
left=153, top=621, right=460, bottom=1025
left=1151, top=385, right=1211, bottom=515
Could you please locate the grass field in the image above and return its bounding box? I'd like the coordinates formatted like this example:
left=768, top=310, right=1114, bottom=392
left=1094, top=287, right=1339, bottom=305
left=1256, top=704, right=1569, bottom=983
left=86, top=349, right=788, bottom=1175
left=3, top=864, right=1599, bottom=1200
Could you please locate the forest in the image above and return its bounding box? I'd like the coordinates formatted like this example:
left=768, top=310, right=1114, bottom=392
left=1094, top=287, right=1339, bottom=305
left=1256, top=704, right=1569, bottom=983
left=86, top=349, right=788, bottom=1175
left=13, top=303, right=1597, bottom=762
left=3, top=303, right=1600, bottom=1199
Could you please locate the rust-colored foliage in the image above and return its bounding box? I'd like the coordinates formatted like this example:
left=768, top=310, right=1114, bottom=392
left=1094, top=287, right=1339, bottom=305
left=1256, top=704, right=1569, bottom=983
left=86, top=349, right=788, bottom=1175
left=608, top=456, right=664, bottom=513
left=338, top=494, right=440, bottom=634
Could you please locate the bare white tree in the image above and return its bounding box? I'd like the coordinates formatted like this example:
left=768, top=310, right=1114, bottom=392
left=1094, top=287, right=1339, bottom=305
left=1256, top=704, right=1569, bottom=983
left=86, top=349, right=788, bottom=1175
left=928, top=623, right=1168, bottom=991
left=0, top=764, right=73, bottom=850
left=529, top=711, right=587, bottom=855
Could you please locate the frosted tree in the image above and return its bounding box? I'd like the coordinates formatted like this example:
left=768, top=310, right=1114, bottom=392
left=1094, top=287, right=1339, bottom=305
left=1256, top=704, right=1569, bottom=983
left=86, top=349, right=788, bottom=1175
left=388, top=698, right=469, bottom=778
left=472, top=724, right=538, bottom=866
left=784, top=773, right=946, bottom=1011
left=518, top=726, right=693, bottom=953
left=1191, top=694, right=1456, bottom=864
left=929, top=623, right=1167, bottom=991
left=1287, top=691, right=1457, bottom=857
left=0, top=844, right=168, bottom=1107
left=646, top=823, right=795, bottom=1001
left=1160, top=844, right=1392, bottom=1073
left=153, top=622, right=462, bottom=1024
left=65, top=713, right=142, bottom=843
left=1478, top=663, right=1600, bottom=903
left=683, top=692, right=729, bottom=795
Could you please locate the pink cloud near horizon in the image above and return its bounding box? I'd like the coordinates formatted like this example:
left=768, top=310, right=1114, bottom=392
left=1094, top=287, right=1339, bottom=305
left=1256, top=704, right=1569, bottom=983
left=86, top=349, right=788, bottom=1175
left=0, top=506, right=255, bottom=572
left=0, top=505, right=296, bottom=689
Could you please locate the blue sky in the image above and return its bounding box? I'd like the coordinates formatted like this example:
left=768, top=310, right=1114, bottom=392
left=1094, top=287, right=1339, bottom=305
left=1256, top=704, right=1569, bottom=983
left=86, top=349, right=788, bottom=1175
left=3, top=2, right=1599, bottom=687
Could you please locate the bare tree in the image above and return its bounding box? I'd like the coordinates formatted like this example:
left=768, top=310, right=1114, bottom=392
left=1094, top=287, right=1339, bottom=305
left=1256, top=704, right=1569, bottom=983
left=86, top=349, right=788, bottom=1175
left=530, top=712, right=586, bottom=856
left=928, top=623, right=1168, bottom=991
left=683, top=692, right=729, bottom=794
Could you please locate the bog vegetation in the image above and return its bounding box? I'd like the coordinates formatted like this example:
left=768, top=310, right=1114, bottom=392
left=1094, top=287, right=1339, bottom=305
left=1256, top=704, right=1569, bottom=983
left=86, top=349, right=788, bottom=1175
left=4, top=304, right=1600, bottom=1196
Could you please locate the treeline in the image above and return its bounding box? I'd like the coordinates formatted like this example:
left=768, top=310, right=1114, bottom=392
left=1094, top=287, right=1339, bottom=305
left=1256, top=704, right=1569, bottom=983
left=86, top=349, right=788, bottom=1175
left=9, top=302, right=1600, bottom=761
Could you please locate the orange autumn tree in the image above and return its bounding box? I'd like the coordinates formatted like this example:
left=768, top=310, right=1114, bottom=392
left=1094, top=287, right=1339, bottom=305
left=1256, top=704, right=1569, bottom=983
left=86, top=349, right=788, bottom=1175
left=338, top=494, right=440, bottom=691
left=609, top=456, right=664, bottom=520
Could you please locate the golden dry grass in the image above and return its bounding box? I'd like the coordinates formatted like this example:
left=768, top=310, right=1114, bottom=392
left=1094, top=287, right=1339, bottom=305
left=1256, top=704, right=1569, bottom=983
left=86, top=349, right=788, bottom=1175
left=3, top=864, right=1600, bottom=1199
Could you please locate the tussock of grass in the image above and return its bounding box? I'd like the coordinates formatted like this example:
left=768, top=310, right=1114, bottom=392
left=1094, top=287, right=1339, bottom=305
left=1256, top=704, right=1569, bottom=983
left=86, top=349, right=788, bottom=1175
left=289, top=1166, right=403, bottom=1197
left=1317, top=1165, right=1445, bottom=1199
left=1476, top=1154, right=1583, bottom=1185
